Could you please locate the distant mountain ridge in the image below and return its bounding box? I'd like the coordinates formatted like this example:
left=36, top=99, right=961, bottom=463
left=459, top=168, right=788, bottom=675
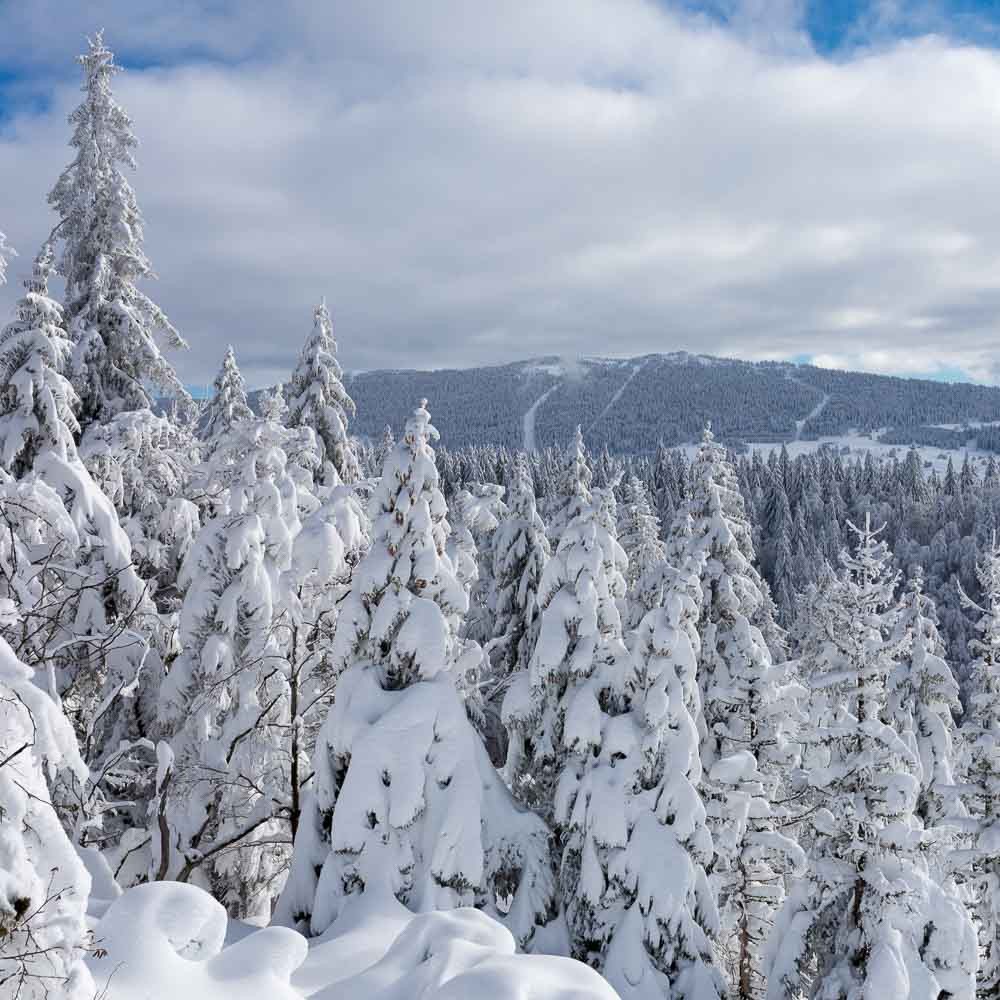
left=327, top=352, right=1000, bottom=454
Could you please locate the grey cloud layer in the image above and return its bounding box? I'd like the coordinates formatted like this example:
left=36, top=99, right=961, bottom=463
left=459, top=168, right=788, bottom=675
left=1, top=1, right=999, bottom=386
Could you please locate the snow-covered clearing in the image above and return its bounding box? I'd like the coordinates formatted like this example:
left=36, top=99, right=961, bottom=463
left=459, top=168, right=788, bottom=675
left=523, top=382, right=559, bottom=452
left=930, top=420, right=1000, bottom=430
left=87, top=883, right=618, bottom=1000
left=743, top=431, right=991, bottom=474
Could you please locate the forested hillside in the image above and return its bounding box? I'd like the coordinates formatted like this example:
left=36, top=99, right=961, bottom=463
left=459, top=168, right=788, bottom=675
left=344, top=352, right=1000, bottom=453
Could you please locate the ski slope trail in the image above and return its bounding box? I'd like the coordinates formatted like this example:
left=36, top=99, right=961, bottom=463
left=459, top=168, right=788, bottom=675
left=785, top=371, right=831, bottom=441
left=588, top=361, right=646, bottom=433
left=523, top=383, right=560, bottom=452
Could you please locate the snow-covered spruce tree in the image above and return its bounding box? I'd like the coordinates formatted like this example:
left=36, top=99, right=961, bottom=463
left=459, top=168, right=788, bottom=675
left=48, top=32, right=188, bottom=427
left=197, top=345, right=253, bottom=445
left=958, top=539, right=1000, bottom=996
left=489, top=454, right=550, bottom=770
left=82, top=406, right=200, bottom=603
left=155, top=416, right=302, bottom=917
left=457, top=482, right=508, bottom=646
left=890, top=569, right=964, bottom=830
left=287, top=400, right=552, bottom=946
left=0, top=245, right=80, bottom=476
left=277, top=470, right=369, bottom=832
left=503, top=443, right=650, bottom=965
left=0, top=243, right=158, bottom=854
left=767, top=517, right=977, bottom=1000
left=667, top=424, right=803, bottom=998
left=443, top=486, right=492, bottom=730
left=286, top=299, right=360, bottom=485
left=259, top=381, right=288, bottom=424
left=0, top=632, right=95, bottom=1000
left=618, top=474, right=667, bottom=629
left=567, top=553, right=728, bottom=999
left=542, top=425, right=592, bottom=548
left=378, top=423, right=395, bottom=466
left=502, top=434, right=603, bottom=819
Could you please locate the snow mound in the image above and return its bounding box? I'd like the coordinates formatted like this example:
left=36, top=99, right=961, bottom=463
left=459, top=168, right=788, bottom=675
left=87, top=882, right=307, bottom=1000
left=87, top=884, right=618, bottom=1000
left=325, top=908, right=619, bottom=1000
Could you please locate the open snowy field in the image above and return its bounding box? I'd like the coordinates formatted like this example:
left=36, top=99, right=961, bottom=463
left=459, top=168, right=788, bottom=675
left=743, top=431, right=994, bottom=475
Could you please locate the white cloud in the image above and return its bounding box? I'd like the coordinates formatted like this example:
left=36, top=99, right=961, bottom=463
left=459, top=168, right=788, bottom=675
left=1, top=2, right=1000, bottom=387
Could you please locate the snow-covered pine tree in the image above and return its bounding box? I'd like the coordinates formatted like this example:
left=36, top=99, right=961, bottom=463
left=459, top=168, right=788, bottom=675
left=958, top=538, right=1000, bottom=996
left=543, top=425, right=592, bottom=548
left=48, top=32, right=187, bottom=427
left=260, top=381, right=288, bottom=424
left=0, top=242, right=158, bottom=855
left=279, top=472, right=369, bottom=828
left=81, top=406, right=199, bottom=599
left=292, top=400, right=551, bottom=946
left=503, top=435, right=600, bottom=818
left=890, top=569, right=964, bottom=829
left=490, top=454, right=550, bottom=771
left=573, top=554, right=727, bottom=999
left=155, top=416, right=302, bottom=917
left=378, top=423, right=395, bottom=466
left=618, top=474, right=667, bottom=629
left=458, top=482, right=508, bottom=646
left=767, top=517, right=977, bottom=1000
left=197, top=345, right=253, bottom=445
left=667, top=424, right=803, bottom=999
left=503, top=434, right=644, bottom=965
left=443, top=486, right=492, bottom=728
left=0, top=245, right=80, bottom=476
left=286, top=299, right=360, bottom=485
left=0, top=631, right=95, bottom=1000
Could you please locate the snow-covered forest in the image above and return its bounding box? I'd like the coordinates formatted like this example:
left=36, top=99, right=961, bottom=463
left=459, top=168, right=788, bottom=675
left=3, top=32, right=1000, bottom=1000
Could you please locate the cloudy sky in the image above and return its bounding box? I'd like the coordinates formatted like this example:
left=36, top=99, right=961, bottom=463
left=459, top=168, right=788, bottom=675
left=2, top=1, right=1000, bottom=389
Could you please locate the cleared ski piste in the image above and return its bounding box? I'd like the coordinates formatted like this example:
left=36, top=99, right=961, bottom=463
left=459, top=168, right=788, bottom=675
left=522, top=382, right=560, bottom=452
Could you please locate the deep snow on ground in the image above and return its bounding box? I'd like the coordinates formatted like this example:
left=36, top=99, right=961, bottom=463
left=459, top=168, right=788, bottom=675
left=86, top=883, right=620, bottom=1000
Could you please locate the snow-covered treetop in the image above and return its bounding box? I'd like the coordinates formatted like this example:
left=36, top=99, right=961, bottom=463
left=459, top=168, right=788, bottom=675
left=260, top=381, right=288, bottom=424
left=840, top=513, right=899, bottom=604
left=47, top=31, right=187, bottom=422
left=331, top=398, right=466, bottom=688
left=546, top=425, right=592, bottom=543
left=287, top=299, right=359, bottom=484
left=685, top=422, right=756, bottom=562
left=198, top=345, right=253, bottom=444
left=0, top=244, right=80, bottom=474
